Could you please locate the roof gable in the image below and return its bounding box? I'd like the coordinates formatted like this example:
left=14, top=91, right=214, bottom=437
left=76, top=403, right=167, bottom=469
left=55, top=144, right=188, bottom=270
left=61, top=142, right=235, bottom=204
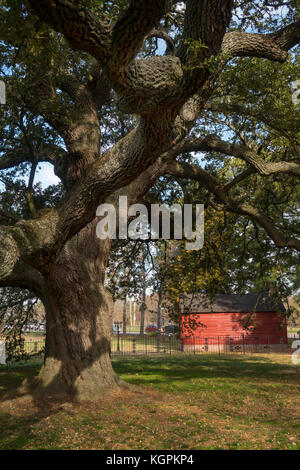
left=179, top=293, right=286, bottom=313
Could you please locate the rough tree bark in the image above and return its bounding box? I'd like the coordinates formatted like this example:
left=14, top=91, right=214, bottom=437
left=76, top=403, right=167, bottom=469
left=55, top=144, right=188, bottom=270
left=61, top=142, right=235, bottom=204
left=25, top=223, right=123, bottom=400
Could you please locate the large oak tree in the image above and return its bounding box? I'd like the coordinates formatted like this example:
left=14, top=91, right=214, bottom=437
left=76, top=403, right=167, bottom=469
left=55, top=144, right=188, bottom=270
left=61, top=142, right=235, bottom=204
left=0, top=0, right=299, bottom=399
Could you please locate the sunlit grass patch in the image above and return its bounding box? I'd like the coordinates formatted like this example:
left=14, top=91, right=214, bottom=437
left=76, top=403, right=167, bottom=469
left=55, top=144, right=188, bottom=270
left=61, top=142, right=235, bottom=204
left=0, top=353, right=299, bottom=450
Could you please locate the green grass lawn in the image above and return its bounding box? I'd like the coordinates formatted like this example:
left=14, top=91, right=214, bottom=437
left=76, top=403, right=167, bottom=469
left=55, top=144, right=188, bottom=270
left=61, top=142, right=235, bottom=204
left=0, top=353, right=299, bottom=450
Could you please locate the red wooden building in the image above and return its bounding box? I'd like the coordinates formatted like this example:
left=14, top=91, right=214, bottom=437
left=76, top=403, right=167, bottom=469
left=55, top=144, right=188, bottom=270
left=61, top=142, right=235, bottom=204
left=179, top=293, right=287, bottom=352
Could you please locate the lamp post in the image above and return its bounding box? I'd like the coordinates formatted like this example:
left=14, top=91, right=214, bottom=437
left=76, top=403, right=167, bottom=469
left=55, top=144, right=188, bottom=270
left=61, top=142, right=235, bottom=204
left=117, top=324, right=120, bottom=353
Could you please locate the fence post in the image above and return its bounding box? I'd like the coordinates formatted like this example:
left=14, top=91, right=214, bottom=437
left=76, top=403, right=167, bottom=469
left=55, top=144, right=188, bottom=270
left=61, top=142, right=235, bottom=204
left=132, top=338, right=136, bottom=355
left=117, top=327, right=120, bottom=353
left=242, top=334, right=245, bottom=355
left=194, top=336, right=196, bottom=355
left=218, top=336, right=220, bottom=356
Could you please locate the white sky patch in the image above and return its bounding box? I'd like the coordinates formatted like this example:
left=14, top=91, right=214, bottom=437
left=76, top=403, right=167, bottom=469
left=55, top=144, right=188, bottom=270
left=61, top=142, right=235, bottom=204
left=35, top=162, right=60, bottom=188
left=176, top=2, right=185, bottom=13
left=157, top=38, right=166, bottom=55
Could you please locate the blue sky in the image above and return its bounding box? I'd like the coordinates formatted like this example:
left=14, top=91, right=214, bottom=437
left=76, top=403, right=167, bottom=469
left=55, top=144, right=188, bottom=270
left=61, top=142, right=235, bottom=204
left=35, top=162, right=60, bottom=188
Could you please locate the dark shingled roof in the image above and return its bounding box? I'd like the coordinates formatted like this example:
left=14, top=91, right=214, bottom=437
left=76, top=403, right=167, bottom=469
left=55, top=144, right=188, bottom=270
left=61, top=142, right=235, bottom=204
left=179, top=293, right=286, bottom=314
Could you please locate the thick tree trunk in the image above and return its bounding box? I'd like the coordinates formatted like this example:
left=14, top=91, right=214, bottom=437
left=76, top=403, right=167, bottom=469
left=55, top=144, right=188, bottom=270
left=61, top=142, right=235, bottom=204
left=26, top=222, right=123, bottom=400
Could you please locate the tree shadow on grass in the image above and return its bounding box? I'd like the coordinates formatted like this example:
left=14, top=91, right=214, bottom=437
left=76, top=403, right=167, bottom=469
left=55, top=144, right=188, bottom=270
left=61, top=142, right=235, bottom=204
left=0, top=402, right=63, bottom=450
left=0, top=354, right=299, bottom=449
left=0, top=361, right=42, bottom=400
left=111, top=354, right=300, bottom=388
left=0, top=362, right=79, bottom=449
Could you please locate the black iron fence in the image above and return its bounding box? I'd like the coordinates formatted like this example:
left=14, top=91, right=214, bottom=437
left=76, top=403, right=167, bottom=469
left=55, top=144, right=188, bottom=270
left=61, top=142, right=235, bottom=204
left=1, top=333, right=293, bottom=363
left=3, top=339, right=45, bottom=362
left=111, top=333, right=289, bottom=356
left=288, top=332, right=300, bottom=340
left=111, top=333, right=178, bottom=356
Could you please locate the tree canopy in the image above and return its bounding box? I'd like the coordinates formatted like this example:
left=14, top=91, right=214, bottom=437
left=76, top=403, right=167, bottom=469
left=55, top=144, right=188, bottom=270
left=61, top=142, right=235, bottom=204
left=0, top=0, right=299, bottom=398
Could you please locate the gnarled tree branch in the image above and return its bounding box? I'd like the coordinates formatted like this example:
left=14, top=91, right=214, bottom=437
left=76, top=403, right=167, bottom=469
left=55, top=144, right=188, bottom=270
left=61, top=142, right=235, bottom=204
left=179, top=135, right=300, bottom=177
left=163, top=159, right=300, bottom=252
left=0, top=145, right=67, bottom=171
left=222, top=20, right=300, bottom=62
